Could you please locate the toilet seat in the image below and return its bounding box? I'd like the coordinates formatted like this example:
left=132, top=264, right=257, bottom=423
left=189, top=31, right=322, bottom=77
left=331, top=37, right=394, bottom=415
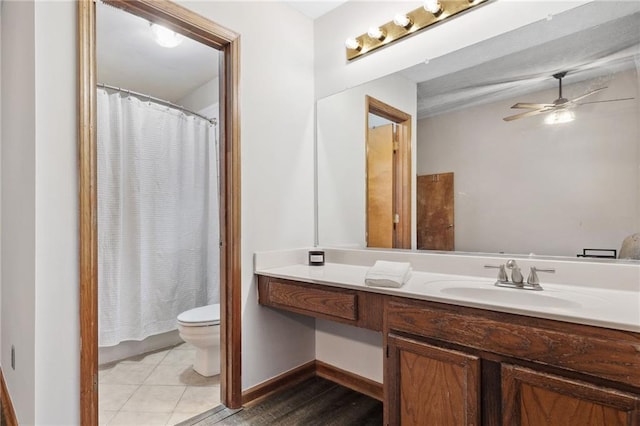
left=177, top=304, right=220, bottom=327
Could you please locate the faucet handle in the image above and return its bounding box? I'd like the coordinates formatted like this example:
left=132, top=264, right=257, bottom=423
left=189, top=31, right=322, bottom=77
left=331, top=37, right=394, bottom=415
left=484, top=264, right=508, bottom=282
left=511, top=266, right=524, bottom=284
left=527, top=266, right=555, bottom=286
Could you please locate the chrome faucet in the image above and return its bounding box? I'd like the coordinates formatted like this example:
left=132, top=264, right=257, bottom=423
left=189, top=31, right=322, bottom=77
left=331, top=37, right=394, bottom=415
left=484, top=264, right=508, bottom=282
left=506, top=259, right=523, bottom=284
left=484, top=260, right=555, bottom=291
left=526, top=266, right=555, bottom=290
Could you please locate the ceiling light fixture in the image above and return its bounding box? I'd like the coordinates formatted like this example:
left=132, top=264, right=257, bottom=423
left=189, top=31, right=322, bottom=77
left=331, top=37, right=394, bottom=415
left=545, top=109, right=575, bottom=125
left=346, top=0, right=488, bottom=61
left=150, top=23, right=183, bottom=48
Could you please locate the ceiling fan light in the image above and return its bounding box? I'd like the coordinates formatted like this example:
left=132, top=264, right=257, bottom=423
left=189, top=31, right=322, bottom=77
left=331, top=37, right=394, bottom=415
left=545, top=109, right=575, bottom=125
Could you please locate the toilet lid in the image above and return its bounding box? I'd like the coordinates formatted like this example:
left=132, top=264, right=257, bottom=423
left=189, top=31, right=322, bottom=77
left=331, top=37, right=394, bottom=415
left=177, top=304, right=220, bottom=326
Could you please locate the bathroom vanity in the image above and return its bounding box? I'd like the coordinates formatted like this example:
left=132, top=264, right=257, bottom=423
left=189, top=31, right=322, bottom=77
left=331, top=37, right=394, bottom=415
left=255, top=250, right=640, bottom=425
left=383, top=297, right=640, bottom=426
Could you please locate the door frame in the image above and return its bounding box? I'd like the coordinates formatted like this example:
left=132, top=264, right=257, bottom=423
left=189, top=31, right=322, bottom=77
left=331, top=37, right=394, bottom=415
left=365, top=96, right=412, bottom=249
left=78, top=1, right=242, bottom=423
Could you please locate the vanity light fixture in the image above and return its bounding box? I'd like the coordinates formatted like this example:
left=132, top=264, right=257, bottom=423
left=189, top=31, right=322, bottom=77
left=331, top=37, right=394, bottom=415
left=346, top=0, right=489, bottom=61
left=150, top=23, right=184, bottom=48
left=545, top=109, right=575, bottom=125
left=393, top=14, right=413, bottom=30
left=345, top=37, right=362, bottom=52
left=367, top=26, right=386, bottom=41
left=423, top=0, right=443, bottom=16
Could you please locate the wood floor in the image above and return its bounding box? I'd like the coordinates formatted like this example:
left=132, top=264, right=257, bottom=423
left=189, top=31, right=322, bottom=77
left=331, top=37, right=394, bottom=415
left=180, top=377, right=383, bottom=426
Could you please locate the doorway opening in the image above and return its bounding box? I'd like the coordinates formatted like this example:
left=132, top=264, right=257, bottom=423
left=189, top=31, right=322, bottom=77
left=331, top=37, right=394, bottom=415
left=78, top=1, right=241, bottom=424
left=365, top=96, right=412, bottom=249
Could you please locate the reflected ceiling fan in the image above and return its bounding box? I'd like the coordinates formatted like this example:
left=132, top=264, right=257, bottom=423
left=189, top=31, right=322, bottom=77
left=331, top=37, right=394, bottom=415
left=503, top=71, right=634, bottom=122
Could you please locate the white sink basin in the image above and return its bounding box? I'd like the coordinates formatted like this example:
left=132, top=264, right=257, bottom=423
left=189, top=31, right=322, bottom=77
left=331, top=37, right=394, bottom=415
left=439, top=286, right=581, bottom=309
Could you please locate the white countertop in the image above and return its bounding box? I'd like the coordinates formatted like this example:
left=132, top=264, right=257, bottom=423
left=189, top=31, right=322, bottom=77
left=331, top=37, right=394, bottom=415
left=255, top=262, right=640, bottom=333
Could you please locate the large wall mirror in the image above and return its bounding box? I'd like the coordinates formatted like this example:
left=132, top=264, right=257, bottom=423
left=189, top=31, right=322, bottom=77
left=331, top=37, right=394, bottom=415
left=317, top=2, right=640, bottom=260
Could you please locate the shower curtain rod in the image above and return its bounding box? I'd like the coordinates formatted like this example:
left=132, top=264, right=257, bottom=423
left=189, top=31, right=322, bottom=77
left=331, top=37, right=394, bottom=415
left=97, top=83, right=217, bottom=125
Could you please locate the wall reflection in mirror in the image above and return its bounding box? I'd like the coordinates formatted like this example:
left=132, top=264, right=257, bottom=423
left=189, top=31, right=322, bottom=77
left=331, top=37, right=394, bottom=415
left=316, top=3, right=640, bottom=260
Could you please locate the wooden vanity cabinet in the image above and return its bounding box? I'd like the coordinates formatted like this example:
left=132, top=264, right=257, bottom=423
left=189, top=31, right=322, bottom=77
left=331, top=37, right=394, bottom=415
left=257, top=275, right=640, bottom=425
left=502, top=365, right=640, bottom=426
left=386, top=334, right=481, bottom=426
left=257, top=275, right=385, bottom=331
left=384, top=298, right=640, bottom=426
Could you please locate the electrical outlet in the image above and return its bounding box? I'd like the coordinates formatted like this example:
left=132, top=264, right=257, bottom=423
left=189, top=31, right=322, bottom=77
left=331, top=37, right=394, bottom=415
left=11, top=345, right=15, bottom=370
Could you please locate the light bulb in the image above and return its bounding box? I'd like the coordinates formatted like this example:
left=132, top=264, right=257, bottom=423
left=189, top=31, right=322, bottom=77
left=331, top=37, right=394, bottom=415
left=345, top=37, right=362, bottom=51
left=150, top=23, right=183, bottom=48
left=367, top=26, right=386, bottom=41
left=545, top=109, right=575, bottom=125
left=393, top=14, right=413, bottom=29
left=423, top=0, right=442, bottom=15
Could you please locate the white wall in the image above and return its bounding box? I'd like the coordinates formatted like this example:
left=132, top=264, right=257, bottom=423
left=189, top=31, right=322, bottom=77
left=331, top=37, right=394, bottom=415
left=177, top=76, right=220, bottom=112
left=1, top=2, right=79, bottom=424
left=417, top=68, right=640, bottom=256
left=180, top=0, right=317, bottom=390
left=0, top=0, right=3, bottom=371
left=317, top=73, right=417, bottom=249
left=33, top=2, right=79, bottom=423
left=314, top=1, right=593, bottom=99
left=1, top=1, right=37, bottom=424
left=316, top=320, right=383, bottom=383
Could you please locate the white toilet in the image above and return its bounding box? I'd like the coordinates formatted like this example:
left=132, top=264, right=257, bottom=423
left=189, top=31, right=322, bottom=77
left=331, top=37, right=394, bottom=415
left=177, top=303, right=221, bottom=377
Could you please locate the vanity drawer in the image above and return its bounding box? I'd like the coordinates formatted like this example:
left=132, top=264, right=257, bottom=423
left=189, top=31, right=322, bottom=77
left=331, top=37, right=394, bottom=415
left=271, top=281, right=357, bottom=320
left=257, top=275, right=386, bottom=331
left=259, top=276, right=358, bottom=322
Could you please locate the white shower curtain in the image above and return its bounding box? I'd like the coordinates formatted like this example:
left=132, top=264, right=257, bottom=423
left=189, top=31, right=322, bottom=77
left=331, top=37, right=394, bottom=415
left=97, top=88, right=220, bottom=347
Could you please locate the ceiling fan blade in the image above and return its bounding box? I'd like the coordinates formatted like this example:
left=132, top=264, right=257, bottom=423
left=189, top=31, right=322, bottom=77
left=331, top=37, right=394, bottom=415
left=503, top=108, right=554, bottom=122
left=577, top=97, right=635, bottom=106
left=570, top=87, right=607, bottom=103
left=511, top=102, right=555, bottom=109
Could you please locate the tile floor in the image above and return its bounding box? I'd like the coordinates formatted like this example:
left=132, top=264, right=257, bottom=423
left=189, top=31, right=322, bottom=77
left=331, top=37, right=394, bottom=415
left=99, top=343, right=221, bottom=425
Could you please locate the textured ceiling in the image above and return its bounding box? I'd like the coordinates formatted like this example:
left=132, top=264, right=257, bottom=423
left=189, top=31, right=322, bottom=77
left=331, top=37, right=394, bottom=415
left=96, top=1, right=219, bottom=103
left=397, top=2, right=640, bottom=118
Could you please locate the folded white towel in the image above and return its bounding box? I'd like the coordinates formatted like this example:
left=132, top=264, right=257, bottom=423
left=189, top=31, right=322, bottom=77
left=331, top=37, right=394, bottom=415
left=365, top=260, right=412, bottom=288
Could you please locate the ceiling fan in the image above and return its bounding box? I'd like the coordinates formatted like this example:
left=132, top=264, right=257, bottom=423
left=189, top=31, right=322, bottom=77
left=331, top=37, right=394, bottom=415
left=503, top=71, right=634, bottom=122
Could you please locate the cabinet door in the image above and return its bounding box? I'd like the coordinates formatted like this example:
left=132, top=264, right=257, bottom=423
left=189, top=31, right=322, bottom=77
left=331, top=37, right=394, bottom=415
left=386, top=334, right=480, bottom=426
left=502, top=364, right=640, bottom=426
